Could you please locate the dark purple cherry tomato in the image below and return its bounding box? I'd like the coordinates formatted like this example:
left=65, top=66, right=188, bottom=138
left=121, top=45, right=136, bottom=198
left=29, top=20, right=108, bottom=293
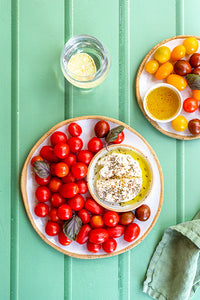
left=174, top=60, right=191, bottom=76
left=188, top=118, right=200, bottom=135
left=135, top=204, right=151, bottom=221
left=94, top=120, right=110, bottom=138
left=189, top=53, right=200, bottom=68
left=192, top=68, right=200, bottom=75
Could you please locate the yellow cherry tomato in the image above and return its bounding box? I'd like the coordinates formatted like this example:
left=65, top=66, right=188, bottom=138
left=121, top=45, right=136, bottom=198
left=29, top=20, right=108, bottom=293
left=171, top=116, right=188, bottom=132
left=171, top=45, right=186, bottom=61
left=192, top=89, right=200, bottom=101
left=145, top=60, right=159, bottom=74
left=154, top=46, right=171, bottom=64
left=155, top=62, right=173, bottom=80
left=166, top=74, right=187, bottom=91
left=183, top=37, right=198, bottom=55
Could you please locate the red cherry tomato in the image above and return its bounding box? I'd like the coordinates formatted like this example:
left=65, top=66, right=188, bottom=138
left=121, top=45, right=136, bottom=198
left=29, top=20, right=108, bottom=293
left=107, top=225, right=125, bottom=238
left=124, top=223, right=140, bottom=242
left=58, top=231, right=72, bottom=246
left=89, top=228, right=109, bottom=244
left=67, top=194, right=85, bottom=211
left=54, top=142, right=70, bottom=159
left=48, top=177, right=62, bottom=192
left=71, top=162, right=88, bottom=179
left=59, top=183, right=79, bottom=198
left=63, top=153, right=76, bottom=167
left=85, top=198, right=103, bottom=214
left=50, top=193, right=66, bottom=207
left=50, top=131, right=67, bottom=146
left=45, top=221, right=60, bottom=236
left=90, top=215, right=104, bottom=228
left=68, top=137, right=83, bottom=153
left=62, top=172, right=76, bottom=184
left=50, top=163, right=56, bottom=176
left=183, top=98, right=198, bottom=113
left=54, top=162, right=69, bottom=178
left=35, top=186, right=51, bottom=202
left=87, top=241, right=101, bottom=253
left=102, top=238, right=117, bottom=253
left=40, top=145, right=59, bottom=162
left=57, top=204, right=73, bottom=220
left=34, top=173, right=51, bottom=186
left=112, top=131, right=125, bottom=144
left=87, top=137, right=103, bottom=153
left=78, top=209, right=90, bottom=224
left=77, top=150, right=93, bottom=165
left=68, top=122, right=82, bottom=137
left=48, top=208, right=60, bottom=222
left=94, top=120, right=110, bottom=138
left=76, top=224, right=92, bottom=244
left=103, top=211, right=119, bottom=227
left=34, top=202, right=49, bottom=217
left=76, top=179, right=88, bottom=194
left=31, top=155, right=43, bottom=166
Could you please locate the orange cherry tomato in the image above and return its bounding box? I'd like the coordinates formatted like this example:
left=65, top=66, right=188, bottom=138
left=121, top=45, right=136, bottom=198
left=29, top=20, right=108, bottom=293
left=166, top=74, right=187, bottom=91
left=192, top=90, right=200, bottom=101
left=171, top=45, right=186, bottom=61
left=145, top=60, right=159, bottom=74
left=155, top=62, right=173, bottom=80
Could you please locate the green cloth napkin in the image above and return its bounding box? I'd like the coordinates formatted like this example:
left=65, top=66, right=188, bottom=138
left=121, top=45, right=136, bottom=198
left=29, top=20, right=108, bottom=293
left=143, top=212, right=200, bottom=300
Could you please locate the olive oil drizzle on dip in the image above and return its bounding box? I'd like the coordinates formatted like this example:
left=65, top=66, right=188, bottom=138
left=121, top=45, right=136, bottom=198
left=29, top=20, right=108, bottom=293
left=145, top=87, right=180, bottom=121
left=94, top=148, right=152, bottom=206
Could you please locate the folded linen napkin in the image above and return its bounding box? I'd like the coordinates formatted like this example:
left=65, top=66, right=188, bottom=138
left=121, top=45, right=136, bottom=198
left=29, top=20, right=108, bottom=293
left=143, top=211, right=200, bottom=300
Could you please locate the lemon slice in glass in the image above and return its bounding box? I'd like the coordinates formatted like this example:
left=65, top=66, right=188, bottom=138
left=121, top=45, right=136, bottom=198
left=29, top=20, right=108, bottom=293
left=67, top=53, right=97, bottom=81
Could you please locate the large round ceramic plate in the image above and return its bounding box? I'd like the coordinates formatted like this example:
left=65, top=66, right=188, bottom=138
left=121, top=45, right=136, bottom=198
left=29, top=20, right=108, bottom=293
left=21, top=116, right=163, bottom=259
left=136, top=35, right=200, bottom=140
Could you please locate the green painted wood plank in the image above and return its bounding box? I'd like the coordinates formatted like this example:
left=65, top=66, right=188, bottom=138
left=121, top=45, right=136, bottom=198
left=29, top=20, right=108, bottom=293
left=17, top=1, right=66, bottom=300
left=0, top=1, right=11, bottom=299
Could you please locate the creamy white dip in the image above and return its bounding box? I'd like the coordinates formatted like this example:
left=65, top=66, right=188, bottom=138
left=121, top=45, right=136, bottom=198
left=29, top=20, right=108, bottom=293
left=96, top=152, right=142, bottom=203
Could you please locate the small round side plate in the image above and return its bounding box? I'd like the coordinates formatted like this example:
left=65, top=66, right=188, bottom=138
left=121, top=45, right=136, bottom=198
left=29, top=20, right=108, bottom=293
left=136, top=35, right=200, bottom=140
left=21, top=116, right=164, bottom=259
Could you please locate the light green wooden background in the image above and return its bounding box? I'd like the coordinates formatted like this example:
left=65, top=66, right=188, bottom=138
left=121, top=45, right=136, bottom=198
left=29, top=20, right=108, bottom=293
left=1, top=0, right=200, bottom=299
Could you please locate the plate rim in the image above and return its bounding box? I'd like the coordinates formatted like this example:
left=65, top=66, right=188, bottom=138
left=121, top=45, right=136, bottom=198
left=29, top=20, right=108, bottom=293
left=21, top=115, right=164, bottom=259
left=136, top=34, right=200, bottom=140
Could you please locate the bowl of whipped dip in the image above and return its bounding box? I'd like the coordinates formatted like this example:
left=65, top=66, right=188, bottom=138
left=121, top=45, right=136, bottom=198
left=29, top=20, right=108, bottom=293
left=87, top=144, right=153, bottom=212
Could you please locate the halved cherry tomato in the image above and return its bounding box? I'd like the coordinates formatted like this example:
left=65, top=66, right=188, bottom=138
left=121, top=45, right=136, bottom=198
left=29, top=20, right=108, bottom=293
left=87, top=241, right=101, bottom=253
left=78, top=209, right=90, bottom=224
left=48, top=208, right=60, bottom=222
left=71, top=162, right=88, bottom=179
left=107, top=225, right=124, bottom=238
left=76, top=179, right=88, bottom=194
left=48, top=177, right=62, bottom=192
left=40, top=145, right=59, bottom=162
left=50, top=131, right=67, bottom=146
left=58, top=231, right=72, bottom=246
left=57, top=204, right=72, bottom=220
left=67, top=194, right=85, bottom=211
left=102, top=238, right=117, bottom=253
left=31, top=155, right=43, bottom=166
left=59, top=183, right=79, bottom=198
left=112, top=131, right=125, bottom=144
left=54, top=162, right=69, bottom=178
left=103, top=211, right=119, bottom=227
left=45, top=221, right=60, bottom=236
left=34, top=203, right=49, bottom=217
left=87, top=137, right=103, bottom=153
left=183, top=98, right=198, bottom=113
left=124, top=223, right=140, bottom=242
left=50, top=193, right=66, bottom=207
left=89, top=228, right=109, bottom=244
left=35, top=186, right=51, bottom=202
left=76, top=224, right=92, bottom=244
left=68, top=122, right=82, bottom=137
left=68, top=137, right=83, bottom=153
left=54, top=142, right=70, bottom=159
left=63, top=153, right=76, bottom=167
left=85, top=198, right=103, bottom=214
left=90, top=215, right=104, bottom=228
left=77, top=150, right=93, bottom=165
left=34, top=173, right=51, bottom=186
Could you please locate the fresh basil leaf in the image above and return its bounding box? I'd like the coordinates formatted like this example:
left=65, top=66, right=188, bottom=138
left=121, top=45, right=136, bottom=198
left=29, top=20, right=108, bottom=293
left=32, top=160, right=50, bottom=178
left=105, top=125, right=124, bottom=143
left=186, top=74, right=200, bottom=90
left=63, top=215, right=82, bottom=241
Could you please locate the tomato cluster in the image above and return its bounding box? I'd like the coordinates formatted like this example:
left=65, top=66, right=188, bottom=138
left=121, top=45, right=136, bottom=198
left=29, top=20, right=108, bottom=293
left=31, top=120, right=151, bottom=254
left=145, top=37, right=200, bottom=135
